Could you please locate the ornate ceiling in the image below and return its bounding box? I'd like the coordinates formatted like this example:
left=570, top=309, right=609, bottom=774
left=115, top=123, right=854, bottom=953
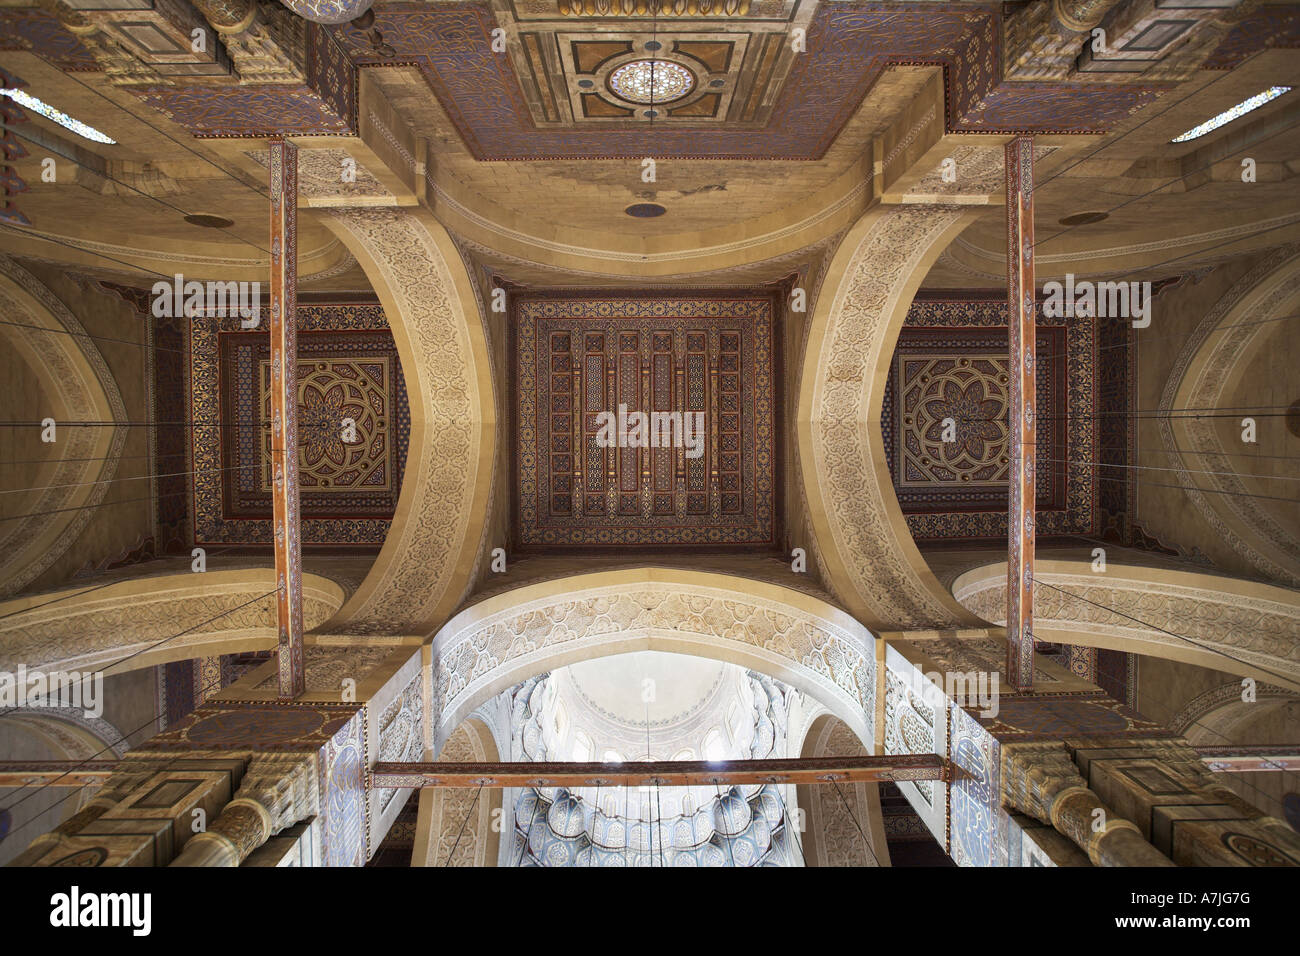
left=511, top=290, right=778, bottom=551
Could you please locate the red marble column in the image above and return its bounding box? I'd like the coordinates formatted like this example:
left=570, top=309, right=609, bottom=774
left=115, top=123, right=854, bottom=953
left=268, top=139, right=304, bottom=700
left=1005, top=137, right=1036, bottom=692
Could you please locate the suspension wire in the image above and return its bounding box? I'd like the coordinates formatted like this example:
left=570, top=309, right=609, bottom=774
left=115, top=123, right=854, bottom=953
left=1031, top=313, right=1299, bottom=367
left=1060, top=442, right=1300, bottom=464
left=1031, top=579, right=1299, bottom=696
left=1029, top=65, right=1242, bottom=196
left=772, top=781, right=807, bottom=867
left=653, top=774, right=666, bottom=867
left=0, top=317, right=183, bottom=356
left=1033, top=455, right=1300, bottom=485
left=0, top=666, right=235, bottom=845
left=587, top=781, right=601, bottom=868
left=830, top=779, right=883, bottom=867
left=622, top=778, right=631, bottom=868
left=1033, top=119, right=1300, bottom=251
left=0, top=225, right=182, bottom=283
left=0, top=544, right=244, bottom=625
left=3, top=450, right=182, bottom=467
left=6, top=126, right=272, bottom=259
left=515, top=790, right=541, bottom=867
left=1107, top=662, right=1300, bottom=802
left=442, top=782, right=484, bottom=867
left=0, top=460, right=259, bottom=497
left=25, top=67, right=272, bottom=203
left=0, top=587, right=282, bottom=816
left=1080, top=473, right=1294, bottom=504
left=713, top=780, right=736, bottom=867
left=0, top=594, right=276, bottom=816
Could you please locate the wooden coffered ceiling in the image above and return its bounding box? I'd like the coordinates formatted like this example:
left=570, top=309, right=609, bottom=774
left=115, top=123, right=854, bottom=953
left=497, top=0, right=814, bottom=128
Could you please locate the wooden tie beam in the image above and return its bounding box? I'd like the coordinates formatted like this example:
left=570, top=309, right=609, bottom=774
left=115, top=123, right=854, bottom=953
left=368, top=754, right=949, bottom=789
left=0, top=761, right=119, bottom=787
left=268, top=137, right=304, bottom=700
left=1005, top=135, right=1037, bottom=692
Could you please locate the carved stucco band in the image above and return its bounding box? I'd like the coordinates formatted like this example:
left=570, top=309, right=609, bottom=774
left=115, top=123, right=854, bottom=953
left=428, top=569, right=878, bottom=753
left=316, top=207, right=494, bottom=636
left=0, top=256, right=127, bottom=596
left=953, top=560, right=1300, bottom=687
left=0, top=569, right=344, bottom=674
left=798, top=203, right=983, bottom=630
left=1159, top=245, right=1300, bottom=586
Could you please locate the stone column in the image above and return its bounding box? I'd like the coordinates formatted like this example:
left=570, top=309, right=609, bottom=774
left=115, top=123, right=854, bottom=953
left=1002, top=742, right=1174, bottom=866
left=171, top=754, right=318, bottom=866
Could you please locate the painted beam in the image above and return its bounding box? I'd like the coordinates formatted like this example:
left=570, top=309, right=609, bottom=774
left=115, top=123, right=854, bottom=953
left=369, top=754, right=949, bottom=789
left=1005, top=135, right=1037, bottom=692
left=268, top=138, right=304, bottom=700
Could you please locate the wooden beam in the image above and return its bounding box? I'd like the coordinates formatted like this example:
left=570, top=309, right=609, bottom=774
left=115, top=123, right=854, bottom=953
left=268, top=138, right=304, bottom=700
left=368, top=754, right=949, bottom=789
left=1196, top=747, right=1300, bottom=773
left=0, top=762, right=118, bottom=787
left=1005, top=135, right=1036, bottom=692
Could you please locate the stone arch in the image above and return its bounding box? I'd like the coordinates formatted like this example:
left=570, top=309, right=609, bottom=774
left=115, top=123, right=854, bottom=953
left=427, top=567, right=880, bottom=754
left=412, top=715, right=502, bottom=867
left=796, top=204, right=983, bottom=630
left=0, top=256, right=127, bottom=597
left=795, top=712, right=889, bottom=867
left=0, top=568, right=344, bottom=675
left=952, top=558, right=1300, bottom=689
left=1169, top=680, right=1299, bottom=737
left=315, top=207, right=495, bottom=636
left=0, top=709, right=128, bottom=865
left=1158, top=245, right=1300, bottom=586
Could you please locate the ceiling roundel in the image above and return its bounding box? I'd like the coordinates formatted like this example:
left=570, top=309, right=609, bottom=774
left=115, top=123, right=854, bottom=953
left=608, top=60, right=695, bottom=105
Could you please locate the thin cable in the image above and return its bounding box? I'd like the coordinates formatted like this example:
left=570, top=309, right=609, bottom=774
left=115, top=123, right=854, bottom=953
left=1033, top=119, right=1299, bottom=250
left=1032, top=578, right=1299, bottom=691
left=0, top=544, right=242, bottom=624
left=46, top=67, right=272, bottom=202
left=0, top=667, right=233, bottom=836
left=0, top=591, right=276, bottom=815
left=1031, top=313, right=1299, bottom=367
left=0, top=224, right=178, bottom=282
left=772, top=783, right=807, bottom=867
left=587, top=781, right=601, bottom=868
left=1034, top=455, right=1300, bottom=484
left=0, top=317, right=182, bottom=355
left=830, top=779, right=883, bottom=867
left=0, top=460, right=257, bottom=497
left=713, top=780, right=736, bottom=867
left=1029, top=66, right=1242, bottom=196
left=6, top=126, right=272, bottom=259
left=442, top=781, right=483, bottom=866
left=515, top=792, right=541, bottom=867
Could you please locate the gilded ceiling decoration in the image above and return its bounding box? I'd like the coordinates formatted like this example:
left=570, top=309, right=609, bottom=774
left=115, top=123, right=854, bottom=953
left=511, top=292, right=777, bottom=550
left=881, top=293, right=1095, bottom=542
left=191, top=302, right=409, bottom=548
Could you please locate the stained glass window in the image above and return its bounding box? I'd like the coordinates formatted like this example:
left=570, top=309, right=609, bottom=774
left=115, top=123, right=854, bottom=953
left=608, top=60, right=695, bottom=105
left=1171, top=87, right=1292, bottom=143
left=0, top=89, right=115, bottom=145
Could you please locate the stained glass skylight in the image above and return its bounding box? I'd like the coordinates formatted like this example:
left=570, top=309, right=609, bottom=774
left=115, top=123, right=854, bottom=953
left=608, top=60, right=694, bottom=105
left=1171, top=86, right=1292, bottom=144
left=0, top=88, right=116, bottom=145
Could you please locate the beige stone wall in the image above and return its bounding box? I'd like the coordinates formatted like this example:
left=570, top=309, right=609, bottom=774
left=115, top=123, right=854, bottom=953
left=14, top=264, right=153, bottom=592
left=1135, top=252, right=1298, bottom=581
